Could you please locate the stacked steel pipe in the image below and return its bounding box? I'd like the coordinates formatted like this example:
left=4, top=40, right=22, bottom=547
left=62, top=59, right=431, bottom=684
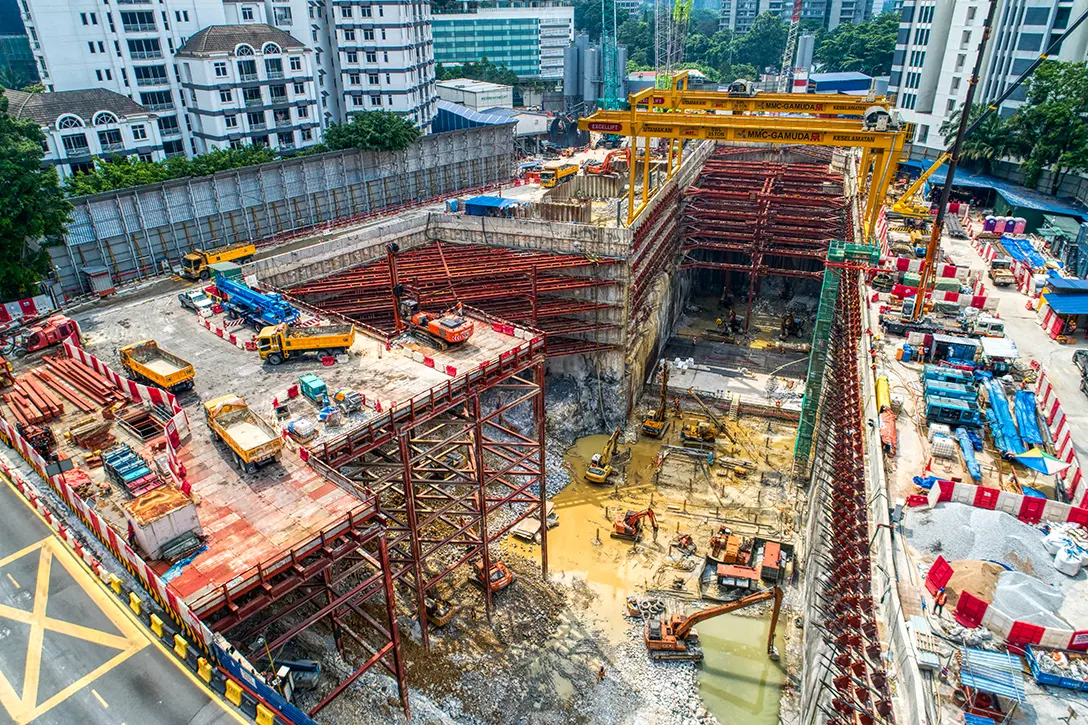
left=813, top=271, right=894, bottom=725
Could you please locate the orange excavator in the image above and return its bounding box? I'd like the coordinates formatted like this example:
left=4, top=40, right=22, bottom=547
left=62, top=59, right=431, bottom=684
left=644, top=586, right=783, bottom=662
left=387, top=242, right=474, bottom=351
left=473, top=559, right=515, bottom=593
left=583, top=148, right=628, bottom=176
left=612, top=508, right=659, bottom=541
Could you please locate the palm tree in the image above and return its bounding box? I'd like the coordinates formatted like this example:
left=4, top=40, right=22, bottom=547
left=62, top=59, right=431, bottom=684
left=939, top=105, right=1026, bottom=175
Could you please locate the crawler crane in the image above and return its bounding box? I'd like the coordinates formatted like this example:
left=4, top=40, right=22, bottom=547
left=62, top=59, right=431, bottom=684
left=680, top=388, right=734, bottom=444
left=386, top=242, right=474, bottom=351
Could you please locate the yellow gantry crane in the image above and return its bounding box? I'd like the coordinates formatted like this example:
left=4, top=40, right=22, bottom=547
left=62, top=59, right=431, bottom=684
left=577, top=72, right=912, bottom=238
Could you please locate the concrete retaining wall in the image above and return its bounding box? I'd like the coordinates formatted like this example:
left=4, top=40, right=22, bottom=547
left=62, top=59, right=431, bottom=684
left=252, top=213, right=430, bottom=289
left=53, top=125, right=514, bottom=296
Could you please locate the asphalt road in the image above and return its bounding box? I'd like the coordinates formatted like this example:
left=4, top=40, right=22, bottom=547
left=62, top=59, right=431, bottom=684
left=0, top=472, right=247, bottom=725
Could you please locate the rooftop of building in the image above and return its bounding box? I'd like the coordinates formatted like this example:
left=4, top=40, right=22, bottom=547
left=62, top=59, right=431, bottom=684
left=3, top=88, right=152, bottom=127
left=436, top=78, right=513, bottom=92
left=176, top=24, right=306, bottom=56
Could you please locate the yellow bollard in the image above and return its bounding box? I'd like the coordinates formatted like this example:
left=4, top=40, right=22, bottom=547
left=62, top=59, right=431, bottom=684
left=197, top=657, right=213, bottom=683
left=128, top=592, right=141, bottom=615
left=224, top=680, right=243, bottom=707
left=150, top=614, right=164, bottom=638
left=255, top=704, right=275, bottom=725
left=173, top=634, right=188, bottom=659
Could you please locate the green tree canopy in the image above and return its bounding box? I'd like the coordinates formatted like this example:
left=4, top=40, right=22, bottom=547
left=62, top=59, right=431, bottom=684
left=939, top=105, right=1028, bottom=175
left=64, top=144, right=277, bottom=196
left=1006, top=60, right=1088, bottom=193
left=323, top=111, right=421, bottom=152
left=436, top=58, right=519, bottom=86
left=0, top=90, right=70, bottom=298
left=731, top=13, right=787, bottom=73
left=813, top=12, right=899, bottom=74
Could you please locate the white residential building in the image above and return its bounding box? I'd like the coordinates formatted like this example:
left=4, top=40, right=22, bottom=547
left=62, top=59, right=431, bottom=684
left=4, top=87, right=166, bottom=179
left=890, top=0, right=1088, bottom=155
left=332, top=0, right=438, bottom=132
left=176, top=25, right=321, bottom=154
left=719, top=0, right=865, bottom=35
left=20, top=0, right=438, bottom=155
left=19, top=0, right=227, bottom=158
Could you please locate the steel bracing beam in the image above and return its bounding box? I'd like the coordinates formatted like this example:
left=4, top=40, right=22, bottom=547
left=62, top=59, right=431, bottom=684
left=680, top=152, right=848, bottom=325
left=804, top=268, right=895, bottom=725
left=310, top=346, right=549, bottom=650
left=202, top=515, right=410, bottom=719
left=284, top=241, right=620, bottom=356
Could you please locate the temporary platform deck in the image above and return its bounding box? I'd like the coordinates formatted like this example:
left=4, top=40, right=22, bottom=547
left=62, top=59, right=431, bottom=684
left=284, top=241, right=620, bottom=356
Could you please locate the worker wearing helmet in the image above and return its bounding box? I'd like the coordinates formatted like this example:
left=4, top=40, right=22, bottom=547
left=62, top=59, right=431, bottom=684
left=934, top=587, right=948, bottom=617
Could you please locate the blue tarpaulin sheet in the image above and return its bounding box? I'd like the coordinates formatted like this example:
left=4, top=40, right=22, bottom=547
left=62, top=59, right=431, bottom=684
left=984, top=379, right=1025, bottom=455
left=926, top=166, right=1088, bottom=218
left=956, top=427, right=982, bottom=481
left=1001, top=235, right=1050, bottom=269
left=1014, top=390, right=1045, bottom=446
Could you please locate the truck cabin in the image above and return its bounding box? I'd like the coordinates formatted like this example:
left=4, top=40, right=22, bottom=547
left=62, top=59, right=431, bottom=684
left=181, top=253, right=209, bottom=279
left=990, top=256, right=1013, bottom=271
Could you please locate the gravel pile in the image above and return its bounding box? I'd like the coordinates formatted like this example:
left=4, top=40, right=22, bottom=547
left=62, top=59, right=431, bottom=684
left=904, top=504, right=1063, bottom=585
left=992, top=570, right=1068, bottom=628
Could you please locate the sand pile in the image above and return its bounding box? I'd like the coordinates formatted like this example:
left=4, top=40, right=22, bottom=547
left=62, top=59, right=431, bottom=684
left=943, top=560, right=1003, bottom=607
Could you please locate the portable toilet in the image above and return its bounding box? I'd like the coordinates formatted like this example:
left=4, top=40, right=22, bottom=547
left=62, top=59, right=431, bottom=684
left=983, top=216, right=996, bottom=232
left=993, top=217, right=1007, bottom=234
left=1013, top=217, right=1027, bottom=235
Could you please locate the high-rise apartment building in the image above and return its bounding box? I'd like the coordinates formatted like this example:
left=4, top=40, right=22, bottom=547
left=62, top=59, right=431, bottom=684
left=18, top=0, right=437, bottom=156
left=889, top=0, right=1088, bottom=154
left=718, top=0, right=864, bottom=35
left=432, top=0, right=573, bottom=79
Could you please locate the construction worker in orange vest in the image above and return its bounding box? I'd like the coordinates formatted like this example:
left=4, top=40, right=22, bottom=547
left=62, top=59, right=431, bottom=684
left=934, top=587, right=948, bottom=617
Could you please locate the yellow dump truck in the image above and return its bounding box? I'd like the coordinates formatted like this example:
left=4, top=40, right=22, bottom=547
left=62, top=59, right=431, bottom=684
left=119, top=340, right=195, bottom=393
left=181, top=242, right=256, bottom=281
left=256, top=323, right=355, bottom=365
left=540, top=163, right=578, bottom=188
left=203, top=394, right=282, bottom=473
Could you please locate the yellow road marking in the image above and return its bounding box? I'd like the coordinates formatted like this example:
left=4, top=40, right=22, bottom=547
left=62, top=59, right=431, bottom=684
left=0, top=539, right=48, bottom=570
left=5, top=573, right=17, bottom=589
left=91, top=689, right=108, bottom=708
left=0, top=472, right=250, bottom=725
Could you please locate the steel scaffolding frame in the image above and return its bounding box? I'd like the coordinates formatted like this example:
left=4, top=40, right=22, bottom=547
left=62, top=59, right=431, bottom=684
left=199, top=507, right=410, bottom=718
left=807, top=270, right=895, bottom=725
left=680, top=151, right=847, bottom=328
left=286, top=241, right=620, bottom=356
left=309, top=343, right=549, bottom=649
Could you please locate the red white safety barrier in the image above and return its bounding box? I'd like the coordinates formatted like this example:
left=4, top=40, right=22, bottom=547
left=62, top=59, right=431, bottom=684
left=270, top=384, right=300, bottom=409
left=927, top=555, right=1088, bottom=652
left=1036, top=369, right=1086, bottom=504
left=881, top=257, right=960, bottom=277
left=1039, top=302, right=1067, bottom=340
left=0, top=294, right=56, bottom=328
left=195, top=314, right=249, bottom=350
left=62, top=341, right=191, bottom=484
left=889, top=284, right=988, bottom=310
left=0, top=421, right=215, bottom=649
left=876, top=206, right=889, bottom=257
